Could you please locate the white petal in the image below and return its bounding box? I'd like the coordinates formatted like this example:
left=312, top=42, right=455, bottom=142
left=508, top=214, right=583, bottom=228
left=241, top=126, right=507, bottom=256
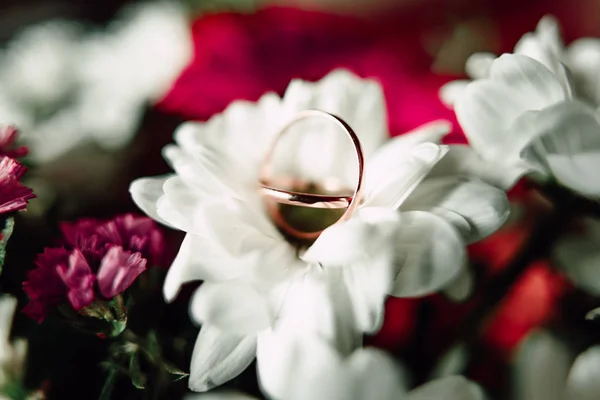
left=519, top=101, right=600, bottom=198
left=190, top=282, right=272, bottom=334
left=566, top=38, right=600, bottom=105
left=271, top=267, right=362, bottom=355
left=465, top=52, right=496, bottom=79
left=159, top=176, right=202, bottom=231
left=256, top=333, right=349, bottom=400
left=455, top=81, right=528, bottom=159
left=185, top=392, right=256, bottom=400
left=367, top=121, right=451, bottom=161
left=194, top=197, right=283, bottom=254
left=553, top=217, right=600, bottom=296
left=456, top=54, right=568, bottom=161
left=390, top=211, right=466, bottom=297
left=347, top=348, right=407, bottom=400
left=275, top=70, right=387, bottom=188
left=129, top=175, right=175, bottom=228
left=443, top=267, right=475, bottom=302
left=257, top=332, right=353, bottom=400
left=156, top=195, right=192, bottom=232
left=439, top=81, right=469, bottom=108
left=302, top=208, right=399, bottom=334
left=173, top=93, right=283, bottom=184
left=535, top=15, right=564, bottom=55
left=302, top=207, right=400, bottom=265
left=407, top=376, right=485, bottom=400
left=546, top=153, right=600, bottom=198
left=162, top=144, right=239, bottom=197
left=189, top=325, right=256, bottom=392
left=0, top=296, right=16, bottom=361
left=428, top=145, right=529, bottom=190
left=342, top=257, right=394, bottom=334
left=363, top=143, right=448, bottom=209
left=514, top=32, right=570, bottom=92
left=282, top=69, right=387, bottom=166
left=488, top=54, right=568, bottom=104
left=513, top=330, right=572, bottom=400
left=401, top=177, right=510, bottom=243
left=392, top=120, right=453, bottom=146
left=430, top=343, right=468, bottom=379
left=565, top=346, right=600, bottom=400
left=163, top=234, right=247, bottom=302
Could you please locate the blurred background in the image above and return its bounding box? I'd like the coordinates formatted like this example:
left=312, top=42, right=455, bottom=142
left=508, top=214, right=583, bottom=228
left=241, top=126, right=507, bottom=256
left=1, top=0, right=600, bottom=399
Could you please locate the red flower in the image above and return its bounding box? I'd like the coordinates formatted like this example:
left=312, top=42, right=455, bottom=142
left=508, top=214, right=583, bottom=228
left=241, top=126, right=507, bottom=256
left=0, top=157, right=35, bottom=214
left=158, top=7, right=460, bottom=140
left=55, top=250, right=96, bottom=310
left=23, top=214, right=163, bottom=322
left=0, top=126, right=28, bottom=159
left=61, top=213, right=165, bottom=266
left=96, top=246, right=147, bottom=299
left=22, top=248, right=70, bottom=322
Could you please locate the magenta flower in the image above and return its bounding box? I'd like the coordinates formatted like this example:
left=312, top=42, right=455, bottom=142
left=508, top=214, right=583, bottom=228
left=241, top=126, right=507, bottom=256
left=0, top=157, right=35, bottom=214
left=55, top=249, right=96, bottom=310
left=0, top=126, right=28, bottom=159
left=23, top=214, right=162, bottom=323
left=61, top=213, right=165, bottom=265
left=97, top=246, right=147, bottom=299
left=22, top=248, right=70, bottom=322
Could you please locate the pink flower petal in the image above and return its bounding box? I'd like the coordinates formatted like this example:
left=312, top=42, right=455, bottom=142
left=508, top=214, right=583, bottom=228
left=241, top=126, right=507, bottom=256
left=97, top=246, right=147, bottom=299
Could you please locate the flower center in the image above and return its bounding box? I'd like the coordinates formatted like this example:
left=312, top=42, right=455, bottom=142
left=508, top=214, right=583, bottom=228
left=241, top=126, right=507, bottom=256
left=274, top=180, right=350, bottom=247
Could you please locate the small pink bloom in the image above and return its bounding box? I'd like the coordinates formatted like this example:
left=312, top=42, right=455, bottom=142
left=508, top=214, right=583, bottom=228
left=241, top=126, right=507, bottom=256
left=55, top=249, right=95, bottom=310
left=0, top=157, right=35, bottom=214
left=0, top=126, right=28, bottom=159
left=96, top=246, right=147, bottom=299
left=61, top=213, right=165, bottom=265
left=60, top=219, right=100, bottom=247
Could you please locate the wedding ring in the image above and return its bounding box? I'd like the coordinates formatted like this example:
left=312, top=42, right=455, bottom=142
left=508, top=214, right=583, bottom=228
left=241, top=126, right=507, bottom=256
left=259, top=110, right=364, bottom=239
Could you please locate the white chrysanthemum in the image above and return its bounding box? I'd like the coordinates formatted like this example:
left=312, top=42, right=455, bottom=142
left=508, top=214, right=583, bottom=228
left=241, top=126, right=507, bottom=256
left=441, top=15, right=600, bottom=109
left=441, top=16, right=600, bottom=197
left=514, top=330, right=600, bottom=400
left=187, top=336, right=485, bottom=400
left=439, top=16, right=567, bottom=108
left=0, top=2, right=192, bottom=163
left=130, top=69, right=508, bottom=392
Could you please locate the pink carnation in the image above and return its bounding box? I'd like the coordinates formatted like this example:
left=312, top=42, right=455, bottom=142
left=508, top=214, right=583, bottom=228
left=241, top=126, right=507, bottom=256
left=55, top=250, right=96, bottom=310
left=22, top=248, right=71, bottom=322
left=0, top=157, right=35, bottom=214
left=97, top=247, right=147, bottom=299
left=23, top=215, right=160, bottom=322
left=61, top=213, right=165, bottom=265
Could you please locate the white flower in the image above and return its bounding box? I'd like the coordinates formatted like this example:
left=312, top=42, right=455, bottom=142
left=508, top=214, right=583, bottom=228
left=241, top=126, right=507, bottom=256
left=453, top=51, right=600, bottom=198
left=186, top=336, right=485, bottom=400
left=552, top=217, right=600, bottom=296
left=514, top=330, right=600, bottom=400
left=0, top=2, right=192, bottom=163
left=442, top=16, right=600, bottom=197
left=0, top=296, right=27, bottom=388
left=130, top=69, right=508, bottom=392
left=439, top=16, right=567, bottom=108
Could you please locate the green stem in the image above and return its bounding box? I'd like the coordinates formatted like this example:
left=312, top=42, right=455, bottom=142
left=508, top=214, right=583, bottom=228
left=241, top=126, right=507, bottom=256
left=98, top=369, right=119, bottom=400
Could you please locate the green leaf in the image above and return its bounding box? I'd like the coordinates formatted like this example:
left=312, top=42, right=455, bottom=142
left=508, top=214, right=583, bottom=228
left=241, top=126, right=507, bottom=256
left=0, top=217, right=14, bottom=276
left=164, top=362, right=189, bottom=381
left=128, top=353, right=146, bottom=390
